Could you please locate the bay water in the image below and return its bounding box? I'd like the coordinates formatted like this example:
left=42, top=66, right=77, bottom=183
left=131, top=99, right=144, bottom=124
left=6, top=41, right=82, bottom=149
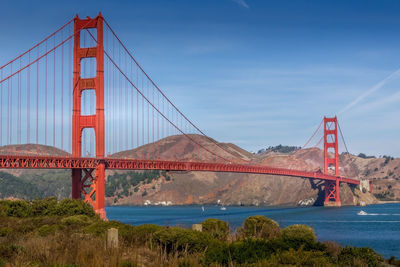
left=106, top=203, right=400, bottom=258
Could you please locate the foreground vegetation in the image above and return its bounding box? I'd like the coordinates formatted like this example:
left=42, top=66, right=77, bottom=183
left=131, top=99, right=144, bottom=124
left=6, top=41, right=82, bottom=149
left=0, top=199, right=398, bottom=266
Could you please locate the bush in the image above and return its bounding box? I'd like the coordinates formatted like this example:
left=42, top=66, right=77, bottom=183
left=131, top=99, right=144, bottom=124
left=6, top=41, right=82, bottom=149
left=0, top=199, right=95, bottom=218
left=228, top=239, right=282, bottom=264
left=0, top=200, right=32, bottom=217
left=270, top=248, right=333, bottom=266
left=126, top=224, right=163, bottom=245
left=0, top=244, right=22, bottom=261
left=204, top=240, right=229, bottom=265
left=31, top=197, right=58, bottom=216
left=53, top=199, right=95, bottom=217
left=237, top=215, right=280, bottom=240
left=37, top=224, right=60, bottom=236
left=338, top=246, right=383, bottom=267
left=61, top=215, right=93, bottom=226
left=201, top=218, right=230, bottom=241
left=281, top=224, right=316, bottom=249
left=323, top=241, right=342, bottom=260
left=0, top=227, right=13, bottom=237
left=152, top=227, right=211, bottom=254
left=387, top=256, right=400, bottom=266
left=84, top=220, right=127, bottom=236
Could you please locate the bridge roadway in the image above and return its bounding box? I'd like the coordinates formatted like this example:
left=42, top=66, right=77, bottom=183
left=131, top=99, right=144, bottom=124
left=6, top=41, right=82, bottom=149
left=0, top=155, right=360, bottom=185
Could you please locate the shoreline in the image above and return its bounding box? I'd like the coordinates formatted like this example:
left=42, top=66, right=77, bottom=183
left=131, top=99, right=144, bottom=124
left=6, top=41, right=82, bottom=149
left=377, top=200, right=400, bottom=204
left=106, top=201, right=400, bottom=208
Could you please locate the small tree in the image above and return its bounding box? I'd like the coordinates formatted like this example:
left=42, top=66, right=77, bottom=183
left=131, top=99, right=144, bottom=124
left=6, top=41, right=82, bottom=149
left=237, top=215, right=280, bottom=240
left=281, top=224, right=315, bottom=249
left=201, top=218, right=230, bottom=241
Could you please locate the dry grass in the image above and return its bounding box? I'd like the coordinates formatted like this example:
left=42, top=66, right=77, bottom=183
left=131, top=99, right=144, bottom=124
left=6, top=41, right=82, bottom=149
left=6, top=231, right=212, bottom=267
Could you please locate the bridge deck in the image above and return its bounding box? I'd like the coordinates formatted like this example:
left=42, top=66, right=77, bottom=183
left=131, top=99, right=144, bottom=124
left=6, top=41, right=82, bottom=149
left=0, top=155, right=360, bottom=185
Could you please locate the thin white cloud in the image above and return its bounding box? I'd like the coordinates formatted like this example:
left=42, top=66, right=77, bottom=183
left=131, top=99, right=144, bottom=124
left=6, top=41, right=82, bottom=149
left=338, top=68, right=400, bottom=115
left=347, top=90, right=400, bottom=115
left=232, top=0, right=249, bottom=8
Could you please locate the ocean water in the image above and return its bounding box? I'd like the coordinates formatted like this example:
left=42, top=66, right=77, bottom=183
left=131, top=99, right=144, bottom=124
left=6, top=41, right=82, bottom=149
left=106, top=203, right=400, bottom=258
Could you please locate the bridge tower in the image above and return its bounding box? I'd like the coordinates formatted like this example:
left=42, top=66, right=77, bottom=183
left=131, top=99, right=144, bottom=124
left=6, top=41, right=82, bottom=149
left=323, top=116, right=341, bottom=206
left=71, top=14, right=106, bottom=219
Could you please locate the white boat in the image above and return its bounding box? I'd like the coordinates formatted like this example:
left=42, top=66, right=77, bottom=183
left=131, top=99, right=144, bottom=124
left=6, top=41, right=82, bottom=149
left=220, top=206, right=226, bottom=211
left=357, top=210, right=367, bottom=215
left=201, top=206, right=205, bottom=212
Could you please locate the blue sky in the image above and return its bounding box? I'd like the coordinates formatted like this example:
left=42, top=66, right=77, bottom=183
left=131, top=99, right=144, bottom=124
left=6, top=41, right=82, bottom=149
left=1, top=0, right=400, bottom=156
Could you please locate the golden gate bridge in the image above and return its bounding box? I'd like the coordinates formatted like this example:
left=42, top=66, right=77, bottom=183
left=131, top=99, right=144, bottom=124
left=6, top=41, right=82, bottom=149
left=0, top=14, right=359, bottom=219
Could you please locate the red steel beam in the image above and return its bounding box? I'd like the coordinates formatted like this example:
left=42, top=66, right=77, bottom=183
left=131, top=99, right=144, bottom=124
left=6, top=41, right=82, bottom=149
left=0, top=155, right=360, bottom=185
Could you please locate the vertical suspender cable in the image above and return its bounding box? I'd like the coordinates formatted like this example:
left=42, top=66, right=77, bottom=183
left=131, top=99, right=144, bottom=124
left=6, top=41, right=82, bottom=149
left=17, top=58, right=21, bottom=145
left=27, top=53, right=30, bottom=145
left=36, top=47, right=39, bottom=154
left=45, top=41, right=48, bottom=146
left=53, top=36, right=56, bottom=155
left=61, top=29, right=64, bottom=151
left=7, top=63, right=12, bottom=149
left=69, top=30, right=72, bottom=154
left=125, top=51, right=128, bottom=152
left=136, top=66, right=139, bottom=158
left=131, top=55, right=134, bottom=153
left=0, top=69, right=2, bottom=147
left=141, top=73, right=144, bottom=158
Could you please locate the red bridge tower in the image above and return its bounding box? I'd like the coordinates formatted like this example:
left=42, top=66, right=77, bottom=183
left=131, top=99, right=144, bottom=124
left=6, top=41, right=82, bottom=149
left=323, top=116, right=341, bottom=206
left=71, top=14, right=106, bottom=219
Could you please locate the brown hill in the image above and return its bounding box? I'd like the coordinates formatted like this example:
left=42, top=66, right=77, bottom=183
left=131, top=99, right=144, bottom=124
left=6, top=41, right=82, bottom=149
left=111, top=134, right=252, bottom=162
left=104, top=135, right=379, bottom=206
left=0, top=144, right=69, bottom=157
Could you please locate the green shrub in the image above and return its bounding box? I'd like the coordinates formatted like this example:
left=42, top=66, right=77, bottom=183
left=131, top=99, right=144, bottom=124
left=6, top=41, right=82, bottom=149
left=126, top=224, right=163, bottom=245
left=37, top=224, right=60, bottom=236
left=31, top=197, right=58, bottom=216
left=237, top=215, right=280, bottom=240
left=229, top=238, right=285, bottom=264
left=152, top=227, right=211, bottom=254
left=387, top=256, right=400, bottom=266
left=0, top=244, right=22, bottom=261
left=61, top=214, right=93, bottom=226
left=12, top=218, right=37, bottom=234
left=0, top=200, right=32, bottom=217
left=0, top=199, right=95, bottom=218
left=338, top=246, right=383, bottom=267
left=0, top=227, right=13, bottom=237
left=84, top=220, right=127, bottom=236
left=281, top=224, right=316, bottom=249
left=53, top=199, right=95, bottom=217
left=201, top=218, right=230, bottom=241
left=204, top=240, right=229, bottom=265
left=270, top=248, right=334, bottom=266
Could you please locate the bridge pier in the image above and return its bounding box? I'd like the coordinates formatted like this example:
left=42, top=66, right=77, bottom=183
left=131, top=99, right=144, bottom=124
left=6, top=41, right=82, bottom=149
left=323, top=179, right=341, bottom=207
left=71, top=165, right=106, bottom=219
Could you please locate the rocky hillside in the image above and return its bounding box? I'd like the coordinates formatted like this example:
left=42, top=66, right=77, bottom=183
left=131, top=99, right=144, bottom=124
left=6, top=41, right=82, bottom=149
left=0, top=136, right=398, bottom=206
left=102, top=136, right=382, bottom=206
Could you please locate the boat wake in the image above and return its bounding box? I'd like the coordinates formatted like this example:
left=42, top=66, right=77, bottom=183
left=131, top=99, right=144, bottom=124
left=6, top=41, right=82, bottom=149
left=357, top=210, right=400, bottom=216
